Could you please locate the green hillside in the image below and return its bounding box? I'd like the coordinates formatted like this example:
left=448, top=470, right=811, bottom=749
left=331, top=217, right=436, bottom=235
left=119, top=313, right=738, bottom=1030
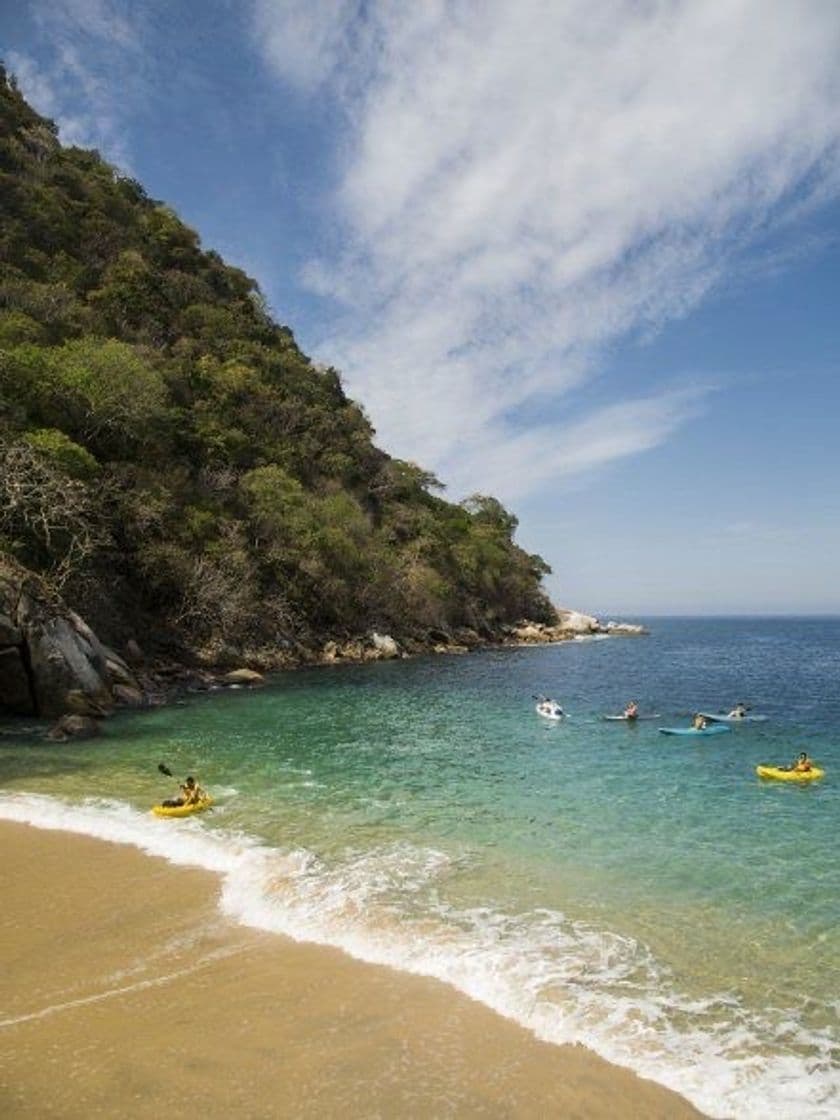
left=0, top=65, right=554, bottom=663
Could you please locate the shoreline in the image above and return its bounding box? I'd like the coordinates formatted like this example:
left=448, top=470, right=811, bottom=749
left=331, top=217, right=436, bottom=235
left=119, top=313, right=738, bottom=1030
left=120, top=616, right=646, bottom=710
left=1, top=820, right=704, bottom=1119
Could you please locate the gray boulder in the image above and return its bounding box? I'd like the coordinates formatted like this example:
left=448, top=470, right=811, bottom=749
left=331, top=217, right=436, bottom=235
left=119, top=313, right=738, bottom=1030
left=0, top=555, right=144, bottom=719
left=222, top=668, right=265, bottom=686
left=45, top=714, right=103, bottom=741
left=370, top=632, right=400, bottom=658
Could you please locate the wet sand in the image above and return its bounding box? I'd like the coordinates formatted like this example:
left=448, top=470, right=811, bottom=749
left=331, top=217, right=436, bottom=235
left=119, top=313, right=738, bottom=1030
left=1, top=822, right=706, bottom=1119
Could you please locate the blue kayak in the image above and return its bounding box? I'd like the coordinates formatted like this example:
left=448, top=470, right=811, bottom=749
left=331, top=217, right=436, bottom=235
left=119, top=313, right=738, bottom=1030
left=658, top=724, right=731, bottom=736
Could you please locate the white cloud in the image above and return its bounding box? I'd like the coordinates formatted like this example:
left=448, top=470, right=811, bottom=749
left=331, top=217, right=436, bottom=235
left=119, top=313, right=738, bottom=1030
left=442, top=386, right=709, bottom=502
left=9, top=1, right=144, bottom=169
left=252, top=0, right=363, bottom=93
left=253, top=0, right=840, bottom=498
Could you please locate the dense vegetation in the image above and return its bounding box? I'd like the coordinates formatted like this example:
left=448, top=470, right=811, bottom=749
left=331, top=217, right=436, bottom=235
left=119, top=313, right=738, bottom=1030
left=0, top=67, right=554, bottom=662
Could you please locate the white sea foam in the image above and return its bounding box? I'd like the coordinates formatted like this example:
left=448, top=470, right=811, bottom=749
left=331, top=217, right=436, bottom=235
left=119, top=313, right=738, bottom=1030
left=1, top=791, right=837, bottom=1119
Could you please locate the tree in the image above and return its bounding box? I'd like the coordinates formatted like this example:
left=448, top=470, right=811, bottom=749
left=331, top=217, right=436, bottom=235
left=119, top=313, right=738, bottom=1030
left=43, top=336, right=167, bottom=453
left=0, top=438, right=108, bottom=589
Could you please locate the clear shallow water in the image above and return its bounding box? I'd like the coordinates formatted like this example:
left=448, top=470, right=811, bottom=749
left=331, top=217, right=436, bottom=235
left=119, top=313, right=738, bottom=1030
left=1, top=618, right=838, bottom=1118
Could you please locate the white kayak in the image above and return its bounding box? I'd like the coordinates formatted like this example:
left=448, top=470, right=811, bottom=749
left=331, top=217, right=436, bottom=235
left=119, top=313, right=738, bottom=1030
left=536, top=700, right=564, bottom=720
left=698, top=712, right=768, bottom=724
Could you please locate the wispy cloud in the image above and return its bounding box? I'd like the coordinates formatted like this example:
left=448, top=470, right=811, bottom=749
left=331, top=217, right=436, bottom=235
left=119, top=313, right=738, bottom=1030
left=8, top=1, right=144, bottom=169
left=253, top=0, right=840, bottom=501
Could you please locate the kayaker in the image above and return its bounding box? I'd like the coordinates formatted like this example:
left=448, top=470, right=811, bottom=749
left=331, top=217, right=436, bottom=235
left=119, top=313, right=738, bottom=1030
left=180, top=776, right=205, bottom=804
left=727, top=703, right=748, bottom=719
left=161, top=775, right=205, bottom=808
left=792, top=752, right=813, bottom=773
left=624, top=701, right=639, bottom=720
left=692, top=713, right=708, bottom=730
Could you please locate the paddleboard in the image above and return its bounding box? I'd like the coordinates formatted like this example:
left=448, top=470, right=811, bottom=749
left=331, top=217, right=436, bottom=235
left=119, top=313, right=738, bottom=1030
left=658, top=725, right=731, bottom=736
left=698, top=712, right=768, bottom=723
left=603, top=714, right=660, bottom=721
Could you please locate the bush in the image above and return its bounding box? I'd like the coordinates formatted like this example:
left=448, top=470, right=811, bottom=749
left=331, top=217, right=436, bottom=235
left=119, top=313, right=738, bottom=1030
left=23, top=428, right=99, bottom=478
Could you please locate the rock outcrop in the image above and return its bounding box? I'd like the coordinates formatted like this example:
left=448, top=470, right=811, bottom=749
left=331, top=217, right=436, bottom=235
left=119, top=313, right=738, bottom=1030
left=319, top=632, right=405, bottom=664
left=509, top=610, right=648, bottom=644
left=45, top=714, right=103, bottom=741
left=222, top=668, right=265, bottom=686
left=0, top=556, right=144, bottom=719
left=554, top=609, right=601, bottom=634
left=601, top=620, right=648, bottom=636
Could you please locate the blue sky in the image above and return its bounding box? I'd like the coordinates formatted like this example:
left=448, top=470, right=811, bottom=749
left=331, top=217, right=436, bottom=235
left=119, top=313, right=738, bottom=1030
left=3, top=0, right=839, bottom=615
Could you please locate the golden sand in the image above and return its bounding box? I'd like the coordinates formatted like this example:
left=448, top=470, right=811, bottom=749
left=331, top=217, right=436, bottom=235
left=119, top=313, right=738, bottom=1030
left=0, top=822, right=705, bottom=1118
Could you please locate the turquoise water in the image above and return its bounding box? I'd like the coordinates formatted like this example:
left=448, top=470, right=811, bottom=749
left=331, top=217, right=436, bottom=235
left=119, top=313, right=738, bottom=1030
left=2, top=618, right=838, bottom=1117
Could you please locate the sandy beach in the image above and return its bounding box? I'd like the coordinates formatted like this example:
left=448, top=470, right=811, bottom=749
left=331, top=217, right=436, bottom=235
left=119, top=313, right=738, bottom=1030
left=0, top=821, right=706, bottom=1119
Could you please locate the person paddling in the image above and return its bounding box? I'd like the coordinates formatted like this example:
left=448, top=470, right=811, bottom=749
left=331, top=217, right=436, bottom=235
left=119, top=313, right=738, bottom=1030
left=623, top=701, right=639, bottom=720
left=161, top=775, right=206, bottom=808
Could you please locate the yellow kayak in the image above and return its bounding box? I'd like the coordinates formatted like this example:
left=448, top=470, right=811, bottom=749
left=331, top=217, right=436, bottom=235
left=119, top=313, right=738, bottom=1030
left=755, top=766, right=824, bottom=783
left=151, top=796, right=213, bottom=818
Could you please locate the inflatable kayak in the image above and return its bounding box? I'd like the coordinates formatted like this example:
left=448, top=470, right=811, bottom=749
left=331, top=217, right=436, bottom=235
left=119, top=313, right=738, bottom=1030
left=658, top=724, right=731, bottom=736
left=151, top=796, right=213, bottom=818
left=536, top=701, right=564, bottom=720
left=755, top=765, right=824, bottom=783
left=698, top=712, right=768, bottom=724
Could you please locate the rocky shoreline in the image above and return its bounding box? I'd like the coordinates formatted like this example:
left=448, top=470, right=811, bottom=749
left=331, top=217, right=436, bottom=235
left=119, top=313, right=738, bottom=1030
left=0, top=556, right=646, bottom=740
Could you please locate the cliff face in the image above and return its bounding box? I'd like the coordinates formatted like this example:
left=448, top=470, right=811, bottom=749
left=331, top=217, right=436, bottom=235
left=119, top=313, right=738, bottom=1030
left=0, top=67, right=556, bottom=673
left=0, top=556, right=141, bottom=718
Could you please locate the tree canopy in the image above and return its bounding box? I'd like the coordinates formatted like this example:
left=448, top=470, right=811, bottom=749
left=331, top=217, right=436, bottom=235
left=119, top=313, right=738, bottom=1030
left=0, top=65, right=555, bottom=658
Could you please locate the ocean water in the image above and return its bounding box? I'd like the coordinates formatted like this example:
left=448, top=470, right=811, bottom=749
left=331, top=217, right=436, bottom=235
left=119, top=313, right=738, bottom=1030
left=1, top=617, right=838, bottom=1118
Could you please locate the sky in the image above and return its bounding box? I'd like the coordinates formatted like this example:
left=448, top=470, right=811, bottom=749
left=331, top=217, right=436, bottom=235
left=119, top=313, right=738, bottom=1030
left=2, top=0, right=839, bottom=615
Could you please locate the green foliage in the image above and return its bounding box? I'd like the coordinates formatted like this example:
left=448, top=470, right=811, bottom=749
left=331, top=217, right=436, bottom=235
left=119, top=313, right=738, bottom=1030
left=42, top=337, right=168, bottom=454
left=0, top=309, right=45, bottom=345
left=23, top=428, right=99, bottom=478
left=0, top=67, right=556, bottom=649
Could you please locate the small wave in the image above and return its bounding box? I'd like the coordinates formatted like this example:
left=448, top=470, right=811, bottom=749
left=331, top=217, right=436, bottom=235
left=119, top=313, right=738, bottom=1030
left=0, top=791, right=837, bottom=1119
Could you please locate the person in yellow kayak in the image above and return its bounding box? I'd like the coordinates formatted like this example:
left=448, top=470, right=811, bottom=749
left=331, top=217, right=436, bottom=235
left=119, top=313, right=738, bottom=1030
left=161, top=775, right=206, bottom=808
left=180, top=776, right=206, bottom=804
left=624, top=701, right=639, bottom=720
left=792, top=752, right=813, bottom=773
left=692, top=713, right=708, bottom=730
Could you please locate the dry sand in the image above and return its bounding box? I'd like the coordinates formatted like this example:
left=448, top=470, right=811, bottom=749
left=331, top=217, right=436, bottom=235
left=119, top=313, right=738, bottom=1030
left=1, top=821, right=706, bottom=1118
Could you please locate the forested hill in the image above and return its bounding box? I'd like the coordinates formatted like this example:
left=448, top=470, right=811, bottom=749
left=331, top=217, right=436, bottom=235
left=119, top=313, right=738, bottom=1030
left=0, top=66, right=555, bottom=666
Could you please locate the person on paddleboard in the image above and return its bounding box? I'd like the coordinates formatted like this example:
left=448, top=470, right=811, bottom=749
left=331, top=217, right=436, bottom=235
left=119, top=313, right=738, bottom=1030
left=623, top=701, right=639, bottom=720
left=727, top=703, right=748, bottom=719
left=692, top=713, right=708, bottom=730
